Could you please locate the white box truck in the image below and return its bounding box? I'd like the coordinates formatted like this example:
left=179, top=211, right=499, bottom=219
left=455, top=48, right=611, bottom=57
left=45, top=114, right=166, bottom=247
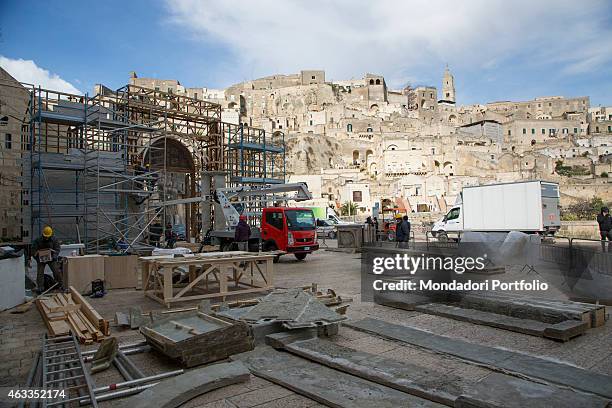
left=431, top=180, right=561, bottom=240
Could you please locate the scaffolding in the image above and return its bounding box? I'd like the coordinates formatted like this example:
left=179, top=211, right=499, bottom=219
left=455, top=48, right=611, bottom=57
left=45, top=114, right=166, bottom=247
left=25, top=83, right=285, bottom=252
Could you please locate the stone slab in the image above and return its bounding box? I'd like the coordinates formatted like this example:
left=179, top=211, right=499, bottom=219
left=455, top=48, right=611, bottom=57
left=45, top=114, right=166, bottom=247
left=415, top=303, right=548, bottom=336
left=241, top=289, right=345, bottom=328
left=231, top=346, right=445, bottom=408
left=280, top=337, right=462, bottom=405
left=279, top=337, right=611, bottom=408
left=416, top=303, right=587, bottom=341
left=455, top=372, right=610, bottom=408
left=543, top=320, right=589, bottom=342
left=345, top=318, right=612, bottom=399
left=115, top=361, right=250, bottom=408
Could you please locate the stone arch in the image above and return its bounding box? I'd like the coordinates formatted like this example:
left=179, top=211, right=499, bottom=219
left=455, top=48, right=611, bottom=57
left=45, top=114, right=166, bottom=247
left=365, top=149, right=374, bottom=166
left=387, top=144, right=398, bottom=151
left=448, top=114, right=457, bottom=124
left=145, top=137, right=195, bottom=172
left=443, top=161, right=454, bottom=176
left=369, top=79, right=374, bottom=85
left=369, top=162, right=378, bottom=175
left=352, top=150, right=360, bottom=164
left=531, top=139, right=536, bottom=146
left=370, top=104, right=379, bottom=111
left=228, top=101, right=237, bottom=109
left=375, top=79, right=381, bottom=85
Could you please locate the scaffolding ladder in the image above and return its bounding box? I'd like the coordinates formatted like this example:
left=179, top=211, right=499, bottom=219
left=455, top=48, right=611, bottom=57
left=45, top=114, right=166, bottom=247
left=41, top=333, right=98, bottom=407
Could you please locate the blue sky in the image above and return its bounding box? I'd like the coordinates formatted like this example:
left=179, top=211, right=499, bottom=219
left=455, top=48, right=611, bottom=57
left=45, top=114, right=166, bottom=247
left=1, top=0, right=611, bottom=106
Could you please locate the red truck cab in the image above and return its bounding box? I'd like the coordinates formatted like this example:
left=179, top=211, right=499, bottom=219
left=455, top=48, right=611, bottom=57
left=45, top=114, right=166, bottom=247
left=261, top=207, right=319, bottom=260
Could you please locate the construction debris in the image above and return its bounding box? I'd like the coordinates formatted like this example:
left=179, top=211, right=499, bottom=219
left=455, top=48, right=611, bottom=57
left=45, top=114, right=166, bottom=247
left=91, top=337, right=118, bottom=373
left=240, top=288, right=347, bottom=328
left=115, top=361, right=250, bottom=408
left=139, top=310, right=253, bottom=367
left=35, top=286, right=110, bottom=344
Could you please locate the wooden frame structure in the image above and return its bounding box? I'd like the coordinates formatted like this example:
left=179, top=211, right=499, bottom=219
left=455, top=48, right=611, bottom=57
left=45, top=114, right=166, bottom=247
left=141, top=251, right=275, bottom=307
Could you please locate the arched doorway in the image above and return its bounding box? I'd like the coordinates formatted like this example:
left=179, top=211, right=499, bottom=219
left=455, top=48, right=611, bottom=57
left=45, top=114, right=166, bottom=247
left=144, top=138, right=197, bottom=240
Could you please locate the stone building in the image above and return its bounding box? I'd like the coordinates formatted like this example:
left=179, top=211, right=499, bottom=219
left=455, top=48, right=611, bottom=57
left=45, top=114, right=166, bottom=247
left=0, top=68, right=29, bottom=243
left=122, top=67, right=611, bottom=216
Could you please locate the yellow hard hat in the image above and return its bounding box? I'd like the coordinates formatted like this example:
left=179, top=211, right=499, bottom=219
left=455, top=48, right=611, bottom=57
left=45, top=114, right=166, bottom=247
left=42, top=226, right=53, bottom=238
left=395, top=214, right=403, bottom=219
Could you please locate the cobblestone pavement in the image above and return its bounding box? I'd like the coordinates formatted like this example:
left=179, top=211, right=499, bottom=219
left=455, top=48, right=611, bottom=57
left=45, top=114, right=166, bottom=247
left=1, top=244, right=610, bottom=407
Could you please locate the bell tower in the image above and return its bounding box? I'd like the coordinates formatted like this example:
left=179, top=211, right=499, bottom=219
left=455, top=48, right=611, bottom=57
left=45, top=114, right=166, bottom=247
left=442, top=65, right=455, bottom=103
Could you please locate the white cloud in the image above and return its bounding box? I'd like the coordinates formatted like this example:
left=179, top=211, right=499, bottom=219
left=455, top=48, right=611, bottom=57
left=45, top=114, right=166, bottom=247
left=0, top=56, right=81, bottom=94
left=165, top=0, right=612, bottom=88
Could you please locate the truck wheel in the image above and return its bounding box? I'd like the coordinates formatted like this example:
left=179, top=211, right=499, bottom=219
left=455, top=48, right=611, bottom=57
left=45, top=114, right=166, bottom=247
left=294, top=253, right=307, bottom=261
left=437, top=232, right=448, bottom=243
left=328, top=231, right=336, bottom=239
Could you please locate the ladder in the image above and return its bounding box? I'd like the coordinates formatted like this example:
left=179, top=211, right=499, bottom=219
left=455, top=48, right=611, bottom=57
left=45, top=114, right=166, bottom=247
left=41, top=333, right=98, bottom=407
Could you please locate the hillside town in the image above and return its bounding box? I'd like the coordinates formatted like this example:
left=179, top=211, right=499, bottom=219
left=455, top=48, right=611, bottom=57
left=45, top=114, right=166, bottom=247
left=129, top=67, right=612, bottom=218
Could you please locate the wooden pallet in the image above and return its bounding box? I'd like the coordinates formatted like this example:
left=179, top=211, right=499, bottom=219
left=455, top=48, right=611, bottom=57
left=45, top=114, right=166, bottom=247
left=36, top=286, right=110, bottom=344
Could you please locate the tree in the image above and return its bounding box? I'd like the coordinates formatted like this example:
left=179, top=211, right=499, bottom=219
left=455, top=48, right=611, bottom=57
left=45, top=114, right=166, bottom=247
left=340, top=201, right=358, bottom=216
left=561, top=196, right=610, bottom=221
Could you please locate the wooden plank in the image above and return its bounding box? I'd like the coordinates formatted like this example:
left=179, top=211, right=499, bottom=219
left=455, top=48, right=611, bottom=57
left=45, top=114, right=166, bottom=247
left=69, top=286, right=110, bottom=336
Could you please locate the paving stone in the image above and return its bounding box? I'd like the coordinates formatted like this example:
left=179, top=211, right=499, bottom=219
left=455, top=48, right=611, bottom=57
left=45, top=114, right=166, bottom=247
left=249, top=393, right=320, bottom=408
left=346, top=317, right=612, bottom=400
left=227, top=384, right=294, bottom=408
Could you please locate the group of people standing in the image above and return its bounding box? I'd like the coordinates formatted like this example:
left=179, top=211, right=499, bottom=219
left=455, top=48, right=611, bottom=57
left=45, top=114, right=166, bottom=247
left=365, top=214, right=411, bottom=248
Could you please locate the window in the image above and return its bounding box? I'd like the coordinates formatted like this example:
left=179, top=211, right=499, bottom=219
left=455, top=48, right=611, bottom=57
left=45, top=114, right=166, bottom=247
left=375, top=79, right=381, bottom=85
left=596, top=126, right=600, bottom=132
left=522, top=128, right=526, bottom=135
left=446, top=208, right=460, bottom=221
left=508, top=130, right=511, bottom=136
left=366, top=127, right=373, bottom=133
left=352, top=191, right=363, bottom=202
left=193, top=93, right=198, bottom=99
left=5, top=133, right=11, bottom=149
left=608, top=126, right=611, bottom=133
left=574, top=128, right=578, bottom=133
left=562, top=128, right=568, bottom=134
left=531, top=128, right=535, bottom=134
left=549, top=129, right=555, bottom=135
left=541, top=129, right=546, bottom=134
left=265, top=211, right=284, bottom=230
left=311, top=75, right=315, bottom=80
left=309, top=120, right=313, bottom=126
left=154, top=87, right=160, bottom=91
left=347, top=124, right=353, bottom=132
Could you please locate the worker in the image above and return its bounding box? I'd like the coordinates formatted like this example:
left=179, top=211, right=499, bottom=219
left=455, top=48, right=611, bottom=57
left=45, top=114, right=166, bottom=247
left=31, top=226, right=62, bottom=293
left=365, top=216, right=375, bottom=242
left=396, top=215, right=411, bottom=249
left=165, top=223, right=177, bottom=248
left=149, top=220, right=163, bottom=247
left=597, top=207, right=611, bottom=252
left=235, top=214, right=251, bottom=252
left=373, top=217, right=379, bottom=241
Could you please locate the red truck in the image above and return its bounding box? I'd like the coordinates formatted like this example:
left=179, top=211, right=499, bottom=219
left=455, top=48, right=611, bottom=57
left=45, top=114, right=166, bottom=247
left=260, top=207, right=319, bottom=261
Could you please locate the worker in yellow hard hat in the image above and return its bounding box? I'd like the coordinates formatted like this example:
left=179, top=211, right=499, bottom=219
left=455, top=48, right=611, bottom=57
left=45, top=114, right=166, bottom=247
left=31, top=225, right=63, bottom=293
